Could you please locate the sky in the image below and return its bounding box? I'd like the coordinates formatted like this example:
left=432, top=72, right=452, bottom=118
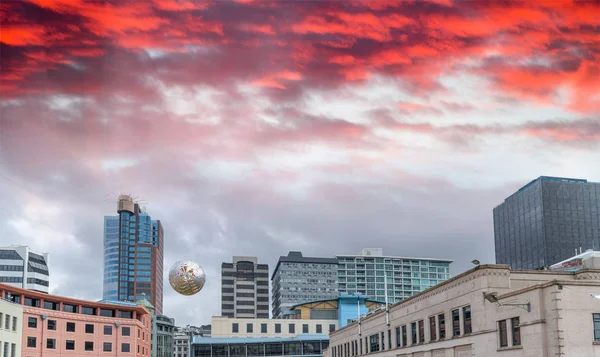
left=1, top=0, right=599, bottom=326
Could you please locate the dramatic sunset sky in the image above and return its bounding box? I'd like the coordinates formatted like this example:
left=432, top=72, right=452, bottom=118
left=1, top=0, right=599, bottom=325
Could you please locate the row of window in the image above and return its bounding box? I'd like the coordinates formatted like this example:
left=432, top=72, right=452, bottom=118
left=331, top=305, right=472, bottom=357
left=222, top=288, right=269, bottom=294
left=0, top=341, right=16, bottom=357
left=27, top=317, right=133, bottom=336
left=231, top=322, right=336, bottom=334
left=0, top=313, right=17, bottom=332
left=25, top=337, right=136, bottom=353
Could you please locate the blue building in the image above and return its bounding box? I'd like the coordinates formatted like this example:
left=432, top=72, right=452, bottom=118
left=192, top=335, right=329, bottom=357
left=103, top=194, right=164, bottom=314
left=290, top=293, right=385, bottom=329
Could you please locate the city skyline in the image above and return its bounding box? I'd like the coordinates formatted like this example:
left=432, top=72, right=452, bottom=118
left=1, top=0, right=600, bottom=327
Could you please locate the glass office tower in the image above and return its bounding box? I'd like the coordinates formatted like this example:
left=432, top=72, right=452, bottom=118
left=103, top=195, right=164, bottom=314
left=494, top=176, right=600, bottom=270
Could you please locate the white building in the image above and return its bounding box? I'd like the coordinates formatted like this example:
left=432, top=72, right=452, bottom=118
left=211, top=316, right=337, bottom=338
left=0, top=246, right=49, bottom=293
left=0, top=297, right=23, bottom=357
left=325, top=263, right=600, bottom=357
left=174, top=333, right=190, bottom=357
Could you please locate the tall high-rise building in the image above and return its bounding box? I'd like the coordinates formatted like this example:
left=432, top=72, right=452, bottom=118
left=494, top=176, right=600, bottom=270
left=271, top=251, right=339, bottom=319
left=103, top=194, right=164, bottom=314
left=335, top=248, right=452, bottom=303
left=0, top=245, right=50, bottom=293
left=221, top=256, right=269, bottom=318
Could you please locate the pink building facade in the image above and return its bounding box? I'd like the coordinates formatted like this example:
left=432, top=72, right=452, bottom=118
left=0, top=283, right=152, bottom=357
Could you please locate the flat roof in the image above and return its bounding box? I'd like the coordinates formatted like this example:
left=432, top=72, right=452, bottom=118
left=272, top=251, right=339, bottom=280
left=334, top=255, right=453, bottom=263
left=0, top=283, right=150, bottom=315
left=289, top=295, right=385, bottom=310
left=193, top=334, right=329, bottom=345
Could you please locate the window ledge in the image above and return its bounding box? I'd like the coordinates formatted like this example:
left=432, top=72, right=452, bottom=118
left=497, top=346, right=523, bottom=352
left=592, top=341, right=600, bottom=345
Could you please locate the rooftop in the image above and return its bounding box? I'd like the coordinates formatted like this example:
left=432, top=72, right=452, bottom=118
left=502, top=176, right=597, bottom=203
left=335, top=248, right=453, bottom=263
left=272, top=251, right=339, bottom=280
left=289, top=293, right=385, bottom=310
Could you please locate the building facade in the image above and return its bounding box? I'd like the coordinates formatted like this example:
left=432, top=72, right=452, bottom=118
left=211, top=316, right=338, bottom=338
left=494, top=176, right=600, bottom=270
left=325, top=264, right=600, bottom=357
left=221, top=257, right=269, bottom=318
left=103, top=194, right=164, bottom=314
left=0, top=246, right=50, bottom=293
left=173, top=333, right=190, bottom=357
left=0, top=282, right=152, bottom=357
left=335, top=249, right=452, bottom=304
left=157, top=315, right=175, bottom=357
left=192, top=335, right=330, bottom=357
left=271, top=251, right=339, bottom=319
left=0, top=297, right=23, bottom=357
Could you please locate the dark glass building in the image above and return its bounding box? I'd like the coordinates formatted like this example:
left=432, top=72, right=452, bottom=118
left=493, top=176, right=600, bottom=269
left=103, top=195, right=164, bottom=314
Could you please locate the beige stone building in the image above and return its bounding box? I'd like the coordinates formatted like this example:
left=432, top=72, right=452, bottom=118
left=211, top=316, right=338, bottom=338
left=0, top=297, right=23, bottom=357
left=325, top=264, right=600, bottom=357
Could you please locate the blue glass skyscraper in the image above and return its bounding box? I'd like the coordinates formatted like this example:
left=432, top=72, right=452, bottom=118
left=103, top=195, right=164, bottom=314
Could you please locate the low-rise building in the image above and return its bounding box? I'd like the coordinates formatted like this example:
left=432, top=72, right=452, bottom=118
left=174, top=333, right=190, bottom=357
left=0, top=245, right=50, bottom=293
left=0, top=297, right=23, bottom=357
left=211, top=316, right=338, bottom=338
left=325, top=264, right=600, bottom=357
left=0, top=283, right=152, bottom=357
left=157, top=315, right=175, bottom=357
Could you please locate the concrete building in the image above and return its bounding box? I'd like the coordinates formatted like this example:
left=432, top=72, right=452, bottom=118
left=0, top=297, right=23, bottom=357
left=103, top=194, right=164, bottom=314
left=0, top=245, right=50, bottom=293
left=157, top=315, right=175, bottom=357
left=290, top=293, right=385, bottom=329
left=221, top=257, right=269, bottom=318
left=176, top=325, right=211, bottom=337
left=494, top=176, right=600, bottom=270
left=0, top=282, right=152, bottom=357
left=325, top=263, right=600, bottom=357
left=173, top=333, right=190, bottom=357
left=335, top=249, right=452, bottom=303
left=271, top=251, right=339, bottom=319
left=192, top=335, right=329, bottom=357
left=211, top=316, right=338, bottom=338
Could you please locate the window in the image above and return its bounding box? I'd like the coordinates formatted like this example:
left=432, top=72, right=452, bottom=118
left=388, top=330, right=392, bottom=349
left=85, top=324, right=94, bottom=334
left=329, top=324, right=336, bottom=332
left=381, top=331, right=385, bottom=350
left=275, top=323, right=281, bottom=333
left=395, top=327, right=401, bottom=347
left=47, top=339, right=56, bottom=349
left=594, top=314, right=600, bottom=341
left=316, top=324, right=322, bottom=334
left=10, top=343, right=15, bottom=357
left=418, top=320, right=424, bottom=343
left=247, top=323, right=253, bottom=333
left=104, top=343, right=112, bottom=352
left=122, top=327, right=131, bottom=336
left=452, top=309, right=460, bottom=337
left=104, top=325, right=112, bottom=335
left=289, top=324, right=295, bottom=333
left=122, top=343, right=131, bottom=353
left=85, top=341, right=94, bottom=351
left=359, top=338, right=362, bottom=354
left=438, top=313, right=446, bottom=339
left=511, top=317, right=521, bottom=346
left=429, top=316, right=437, bottom=341
left=28, top=317, right=37, bottom=328
left=369, top=334, right=379, bottom=352
left=401, top=325, right=407, bottom=346
left=498, top=320, right=508, bottom=348
left=303, top=324, right=309, bottom=333
left=4, top=314, right=8, bottom=329
left=232, top=323, right=239, bottom=333
left=463, top=306, right=472, bottom=334
left=66, top=341, right=75, bottom=350
left=48, top=320, right=56, bottom=330
left=12, top=317, right=16, bottom=332
left=411, top=322, right=417, bottom=345
left=261, top=323, right=267, bottom=333
left=27, top=337, right=36, bottom=348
